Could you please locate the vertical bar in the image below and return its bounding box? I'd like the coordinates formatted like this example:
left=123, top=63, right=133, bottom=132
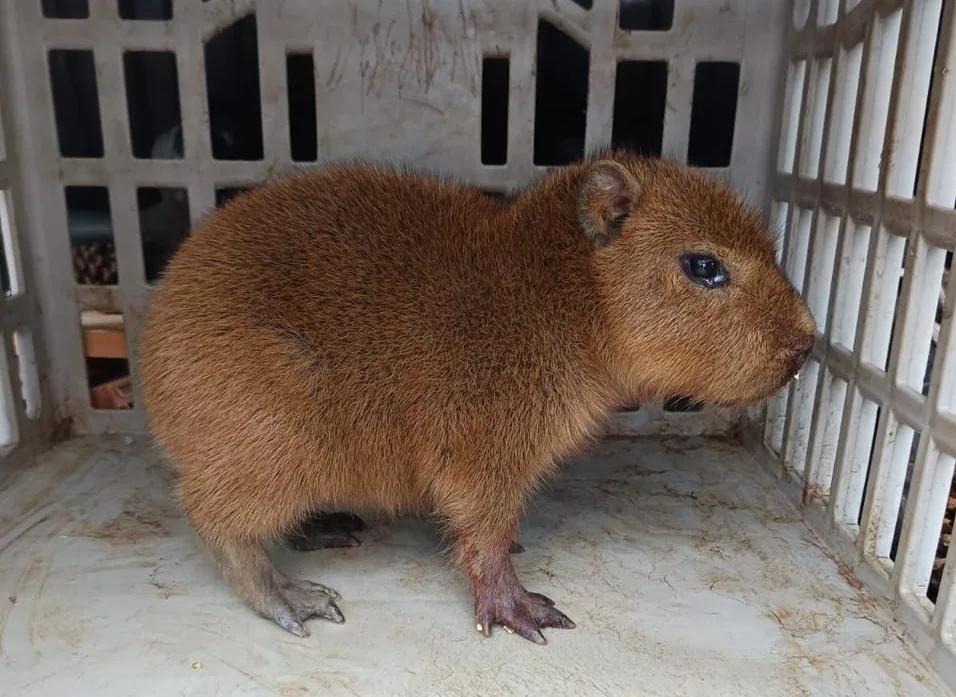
left=777, top=59, right=807, bottom=174
left=0, top=188, right=24, bottom=298
left=256, top=5, right=289, bottom=168
left=830, top=221, right=872, bottom=350
left=824, top=41, right=863, bottom=184
left=804, top=370, right=848, bottom=500
left=885, top=0, right=943, bottom=199
left=176, top=4, right=215, bottom=222
left=4, top=7, right=91, bottom=430
left=833, top=390, right=878, bottom=525
left=806, top=213, right=841, bottom=328
left=93, top=43, right=146, bottom=421
left=786, top=208, right=814, bottom=294
left=859, top=228, right=907, bottom=371
left=509, top=9, right=537, bottom=181
left=584, top=1, right=614, bottom=153
left=740, top=0, right=788, bottom=211
left=895, top=239, right=947, bottom=392
left=933, top=523, right=956, bottom=638
left=894, top=440, right=956, bottom=597
left=869, top=418, right=913, bottom=558
left=660, top=54, right=694, bottom=163
left=800, top=56, right=832, bottom=179
left=779, top=211, right=812, bottom=464
left=785, top=358, right=822, bottom=475
left=0, top=337, right=19, bottom=447
left=852, top=8, right=902, bottom=192
left=922, top=0, right=956, bottom=208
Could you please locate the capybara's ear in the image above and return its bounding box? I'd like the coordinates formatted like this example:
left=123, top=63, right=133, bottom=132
left=577, top=160, right=640, bottom=249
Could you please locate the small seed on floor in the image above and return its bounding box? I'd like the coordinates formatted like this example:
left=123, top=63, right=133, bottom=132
left=192, top=662, right=203, bottom=670
left=476, top=623, right=483, bottom=633
left=503, top=626, right=515, bottom=634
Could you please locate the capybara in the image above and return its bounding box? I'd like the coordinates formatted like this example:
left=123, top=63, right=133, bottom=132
left=138, top=150, right=815, bottom=643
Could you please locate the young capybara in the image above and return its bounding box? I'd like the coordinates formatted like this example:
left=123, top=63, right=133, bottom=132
left=138, top=150, right=815, bottom=644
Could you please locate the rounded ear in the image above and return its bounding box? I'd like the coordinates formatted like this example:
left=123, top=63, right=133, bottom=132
left=577, top=160, right=640, bottom=249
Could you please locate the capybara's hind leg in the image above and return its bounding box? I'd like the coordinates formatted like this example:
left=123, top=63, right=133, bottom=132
left=285, top=511, right=366, bottom=551
left=210, top=537, right=345, bottom=637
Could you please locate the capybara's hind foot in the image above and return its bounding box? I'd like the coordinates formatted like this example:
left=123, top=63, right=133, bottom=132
left=285, top=511, right=366, bottom=551
left=269, top=576, right=345, bottom=637
left=206, top=538, right=344, bottom=637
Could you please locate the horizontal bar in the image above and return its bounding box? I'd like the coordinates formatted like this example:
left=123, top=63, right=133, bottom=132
left=774, top=175, right=956, bottom=249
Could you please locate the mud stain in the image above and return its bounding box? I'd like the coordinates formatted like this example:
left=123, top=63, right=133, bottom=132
left=83, top=502, right=170, bottom=544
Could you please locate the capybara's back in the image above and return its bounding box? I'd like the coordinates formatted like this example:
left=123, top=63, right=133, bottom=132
left=139, top=151, right=816, bottom=642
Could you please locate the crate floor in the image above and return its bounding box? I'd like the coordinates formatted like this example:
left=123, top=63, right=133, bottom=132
left=0, top=436, right=950, bottom=697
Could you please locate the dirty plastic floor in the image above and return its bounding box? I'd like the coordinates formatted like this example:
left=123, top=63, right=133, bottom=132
left=0, top=436, right=951, bottom=697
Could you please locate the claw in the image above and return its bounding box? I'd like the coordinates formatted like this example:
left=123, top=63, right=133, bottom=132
left=527, top=591, right=555, bottom=606
left=268, top=577, right=345, bottom=636
left=299, top=579, right=342, bottom=601
left=276, top=610, right=310, bottom=638
left=512, top=624, right=547, bottom=645
left=473, top=587, right=574, bottom=644
left=317, top=600, right=345, bottom=624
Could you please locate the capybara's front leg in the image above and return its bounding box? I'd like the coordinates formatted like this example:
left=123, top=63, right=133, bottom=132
left=468, top=536, right=574, bottom=644
left=448, top=509, right=573, bottom=644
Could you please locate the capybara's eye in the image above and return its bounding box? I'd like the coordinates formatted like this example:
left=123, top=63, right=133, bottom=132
left=680, top=253, right=730, bottom=289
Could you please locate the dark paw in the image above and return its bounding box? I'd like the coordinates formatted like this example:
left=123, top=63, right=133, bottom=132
left=475, top=589, right=575, bottom=645
left=509, top=539, right=525, bottom=554
left=286, top=511, right=366, bottom=551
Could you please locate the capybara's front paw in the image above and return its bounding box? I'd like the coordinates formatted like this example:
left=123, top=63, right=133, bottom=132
left=474, top=587, right=575, bottom=644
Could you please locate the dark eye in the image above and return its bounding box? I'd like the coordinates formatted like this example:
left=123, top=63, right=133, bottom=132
left=680, top=254, right=730, bottom=289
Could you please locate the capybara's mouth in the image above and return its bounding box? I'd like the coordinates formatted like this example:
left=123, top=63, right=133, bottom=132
left=704, top=370, right=802, bottom=409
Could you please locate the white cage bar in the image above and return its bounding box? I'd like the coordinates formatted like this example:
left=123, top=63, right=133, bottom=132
left=749, top=0, right=956, bottom=689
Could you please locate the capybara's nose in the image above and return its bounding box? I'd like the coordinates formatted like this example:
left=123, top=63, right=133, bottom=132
left=787, top=332, right=815, bottom=375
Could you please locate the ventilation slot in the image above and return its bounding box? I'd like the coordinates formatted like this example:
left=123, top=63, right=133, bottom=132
left=205, top=14, right=263, bottom=161
left=533, top=20, right=589, bottom=166
left=619, top=0, right=674, bottom=31
left=611, top=61, right=667, bottom=156
left=138, top=187, right=191, bottom=283
left=123, top=51, right=182, bottom=160
left=481, top=56, right=510, bottom=166
left=688, top=62, right=740, bottom=168
left=49, top=49, right=104, bottom=159
left=287, top=53, right=317, bottom=163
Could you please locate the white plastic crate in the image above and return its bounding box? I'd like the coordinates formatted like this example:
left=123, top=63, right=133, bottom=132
left=0, top=0, right=955, bottom=695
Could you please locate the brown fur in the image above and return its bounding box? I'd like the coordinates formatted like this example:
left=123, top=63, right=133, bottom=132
left=138, top=150, right=815, bottom=642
